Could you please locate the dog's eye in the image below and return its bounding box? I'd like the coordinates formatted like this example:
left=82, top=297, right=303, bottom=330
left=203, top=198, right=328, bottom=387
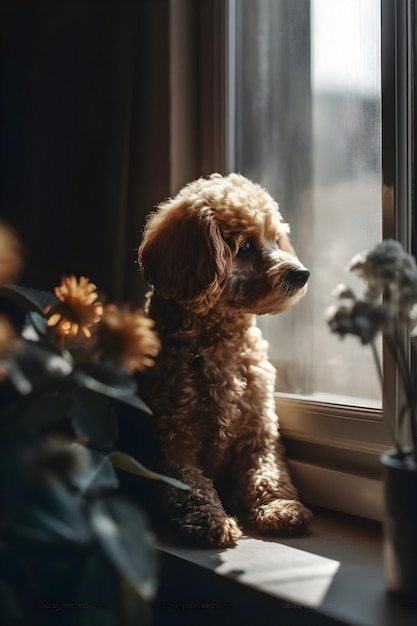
left=238, top=241, right=254, bottom=256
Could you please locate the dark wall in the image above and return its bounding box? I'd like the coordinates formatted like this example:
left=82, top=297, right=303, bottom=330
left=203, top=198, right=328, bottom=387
left=0, top=0, right=172, bottom=305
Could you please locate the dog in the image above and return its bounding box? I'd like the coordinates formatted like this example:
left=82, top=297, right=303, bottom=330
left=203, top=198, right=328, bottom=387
left=138, top=173, right=313, bottom=547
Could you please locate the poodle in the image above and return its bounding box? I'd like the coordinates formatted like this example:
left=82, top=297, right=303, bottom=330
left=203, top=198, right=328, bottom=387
left=138, top=172, right=313, bottom=547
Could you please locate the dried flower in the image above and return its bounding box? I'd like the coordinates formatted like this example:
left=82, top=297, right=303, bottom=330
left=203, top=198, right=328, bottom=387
left=0, top=221, right=23, bottom=285
left=326, top=300, right=391, bottom=345
left=327, top=239, right=417, bottom=458
left=348, top=240, right=417, bottom=309
left=45, top=275, right=103, bottom=345
left=96, top=305, right=160, bottom=374
left=331, top=283, right=356, bottom=300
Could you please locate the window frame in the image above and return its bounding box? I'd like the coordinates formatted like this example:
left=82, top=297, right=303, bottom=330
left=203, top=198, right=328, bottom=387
left=215, top=0, right=416, bottom=520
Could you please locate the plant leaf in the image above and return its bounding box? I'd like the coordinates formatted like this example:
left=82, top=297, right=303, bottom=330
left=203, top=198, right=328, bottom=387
left=108, top=451, right=190, bottom=491
left=76, top=362, right=136, bottom=389
left=70, top=388, right=119, bottom=452
left=88, top=495, right=157, bottom=601
left=73, top=551, right=127, bottom=626
left=71, top=446, right=119, bottom=495
left=71, top=364, right=151, bottom=414
left=23, top=311, right=49, bottom=339
left=12, top=482, right=92, bottom=545
left=7, top=341, right=73, bottom=395
left=118, top=572, right=152, bottom=626
left=0, top=284, right=57, bottom=315
left=18, top=393, right=74, bottom=431
left=5, top=357, right=33, bottom=395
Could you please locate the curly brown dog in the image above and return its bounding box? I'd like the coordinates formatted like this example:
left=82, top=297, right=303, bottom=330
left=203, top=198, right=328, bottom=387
left=139, top=173, right=313, bottom=547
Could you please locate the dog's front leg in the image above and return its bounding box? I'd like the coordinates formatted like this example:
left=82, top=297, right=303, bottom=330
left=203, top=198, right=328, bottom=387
left=163, top=463, right=243, bottom=547
left=236, top=441, right=313, bottom=535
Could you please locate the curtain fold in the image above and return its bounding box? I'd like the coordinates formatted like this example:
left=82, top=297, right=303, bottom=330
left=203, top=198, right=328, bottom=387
left=0, top=0, right=173, bottom=305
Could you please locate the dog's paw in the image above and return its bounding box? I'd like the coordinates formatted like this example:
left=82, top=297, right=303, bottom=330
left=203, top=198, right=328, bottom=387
left=207, top=516, right=243, bottom=547
left=180, top=513, right=243, bottom=547
left=251, top=499, right=313, bottom=535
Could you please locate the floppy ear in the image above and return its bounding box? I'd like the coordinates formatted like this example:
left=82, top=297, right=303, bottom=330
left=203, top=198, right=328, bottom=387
left=139, top=199, right=232, bottom=314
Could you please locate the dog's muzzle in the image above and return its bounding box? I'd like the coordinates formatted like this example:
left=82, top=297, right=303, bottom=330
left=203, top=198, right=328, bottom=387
left=287, top=267, right=310, bottom=289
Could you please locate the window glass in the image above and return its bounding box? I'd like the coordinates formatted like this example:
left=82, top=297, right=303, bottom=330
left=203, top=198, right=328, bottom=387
left=230, top=0, right=382, bottom=406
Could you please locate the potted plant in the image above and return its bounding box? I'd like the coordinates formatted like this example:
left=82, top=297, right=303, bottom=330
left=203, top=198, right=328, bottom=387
left=326, top=239, right=417, bottom=599
left=0, top=221, right=189, bottom=624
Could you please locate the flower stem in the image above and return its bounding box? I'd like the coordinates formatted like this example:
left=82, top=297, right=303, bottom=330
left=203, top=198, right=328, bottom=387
left=394, top=321, right=417, bottom=461
left=370, top=338, right=401, bottom=452
left=388, top=326, right=417, bottom=459
left=409, top=342, right=417, bottom=460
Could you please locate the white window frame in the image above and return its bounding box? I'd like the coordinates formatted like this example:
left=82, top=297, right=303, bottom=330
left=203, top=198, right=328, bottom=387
left=215, top=0, right=416, bottom=521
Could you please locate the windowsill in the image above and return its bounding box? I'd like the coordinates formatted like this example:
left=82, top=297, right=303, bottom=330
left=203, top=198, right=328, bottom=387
left=153, top=509, right=417, bottom=626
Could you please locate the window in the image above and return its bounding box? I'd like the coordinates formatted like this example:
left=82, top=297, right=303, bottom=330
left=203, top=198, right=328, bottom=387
left=230, top=0, right=382, bottom=406
left=225, top=0, right=416, bottom=519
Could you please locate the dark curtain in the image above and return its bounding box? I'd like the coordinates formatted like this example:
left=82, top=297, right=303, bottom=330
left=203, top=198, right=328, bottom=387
left=0, top=0, right=174, bottom=306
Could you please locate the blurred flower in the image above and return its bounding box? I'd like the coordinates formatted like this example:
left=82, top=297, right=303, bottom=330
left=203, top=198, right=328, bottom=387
left=0, top=315, right=18, bottom=356
left=326, top=300, right=391, bottom=345
left=0, top=250, right=160, bottom=620
left=0, top=314, right=19, bottom=380
left=95, top=305, right=160, bottom=374
left=0, top=221, right=23, bottom=285
left=348, top=240, right=417, bottom=310
left=327, top=239, right=417, bottom=457
left=331, top=283, right=356, bottom=300
left=45, top=276, right=103, bottom=345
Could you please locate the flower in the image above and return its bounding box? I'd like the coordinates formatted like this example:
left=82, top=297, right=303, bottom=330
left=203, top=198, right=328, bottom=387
left=326, top=299, right=391, bottom=345
left=331, top=283, right=356, bottom=300
left=45, top=275, right=103, bottom=345
left=348, top=240, right=417, bottom=311
left=0, top=241, right=164, bottom=621
left=0, top=221, right=23, bottom=285
left=327, top=239, right=417, bottom=458
left=0, top=315, right=18, bottom=356
left=0, top=314, right=19, bottom=380
left=95, top=304, right=160, bottom=374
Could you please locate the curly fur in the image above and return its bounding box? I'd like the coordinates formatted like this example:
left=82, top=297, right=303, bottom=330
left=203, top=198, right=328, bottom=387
left=139, top=173, right=313, bottom=547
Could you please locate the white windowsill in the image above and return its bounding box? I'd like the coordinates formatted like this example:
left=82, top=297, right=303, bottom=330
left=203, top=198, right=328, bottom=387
left=276, top=393, right=392, bottom=521
left=154, top=510, right=417, bottom=626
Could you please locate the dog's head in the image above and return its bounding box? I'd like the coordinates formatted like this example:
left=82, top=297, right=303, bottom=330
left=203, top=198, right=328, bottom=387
left=139, top=173, right=309, bottom=315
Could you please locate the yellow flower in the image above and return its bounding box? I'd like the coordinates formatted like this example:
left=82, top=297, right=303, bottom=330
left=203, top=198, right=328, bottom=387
left=0, top=221, right=23, bottom=285
left=45, top=276, right=103, bottom=345
left=96, top=305, right=160, bottom=374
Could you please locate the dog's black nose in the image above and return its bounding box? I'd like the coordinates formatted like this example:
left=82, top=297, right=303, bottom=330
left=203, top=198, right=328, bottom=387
left=288, top=268, right=310, bottom=288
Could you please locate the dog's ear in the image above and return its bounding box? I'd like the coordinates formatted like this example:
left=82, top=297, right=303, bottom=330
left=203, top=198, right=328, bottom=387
left=139, top=199, right=232, bottom=314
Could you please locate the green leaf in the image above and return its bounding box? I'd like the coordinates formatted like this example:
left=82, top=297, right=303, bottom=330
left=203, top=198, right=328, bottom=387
left=6, top=357, right=33, bottom=395
left=76, top=362, right=136, bottom=389
left=74, top=551, right=125, bottom=626
left=24, top=311, right=49, bottom=339
left=71, top=446, right=119, bottom=495
left=88, top=496, right=157, bottom=601
left=7, top=341, right=73, bottom=395
left=108, top=451, right=190, bottom=491
left=70, top=388, right=119, bottom=452
left=12, top=482, right=92, bottom=545
left=18, top=393, right=74, bottom=431
left=118, top=573, right=152, bottom=626
left=71, top=364, right=151, bottom=414
left=0, top=284, right=57, bottom=315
